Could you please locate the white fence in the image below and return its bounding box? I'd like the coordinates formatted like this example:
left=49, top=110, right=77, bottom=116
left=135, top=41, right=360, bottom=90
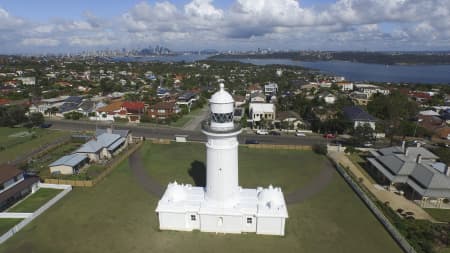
left=0, top=183, right=72, bottom=244
left=0, top=213, right=32, bottom=219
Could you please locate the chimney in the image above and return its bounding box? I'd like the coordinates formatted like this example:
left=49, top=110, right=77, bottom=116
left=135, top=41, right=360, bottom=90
left=445, top=166, right=450, bottom=177
left=401, top=141, right=406, bottom=153
left=416, top=142, right=421, bottom=148
left=416, top=154, right=422, bottom=164
left=107, top=127, right=112, bottom=134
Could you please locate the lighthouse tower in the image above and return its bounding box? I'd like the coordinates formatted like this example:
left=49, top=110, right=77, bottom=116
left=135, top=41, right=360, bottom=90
left=156, top=83, right=288, bottom=236
left=202, top=83, right=241, bottom=206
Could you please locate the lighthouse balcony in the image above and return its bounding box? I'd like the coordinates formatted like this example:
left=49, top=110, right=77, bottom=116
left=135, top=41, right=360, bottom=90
left=201, top=120, right=241, bottom=134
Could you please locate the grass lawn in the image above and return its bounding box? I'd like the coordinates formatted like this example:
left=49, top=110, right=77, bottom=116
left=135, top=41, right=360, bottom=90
left=0, top=127, right=69, bottom=164
left=0, top=143, right=402, bottom=253
left=0, top=219, right=22, bottom=235
left=141, top=142, right=329, bottom=194
left=8, top=188, right=62, bottom=213
left=425, top=208, right=450, bottom=223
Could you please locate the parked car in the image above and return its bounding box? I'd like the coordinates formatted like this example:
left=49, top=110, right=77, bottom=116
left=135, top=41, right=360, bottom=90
left=40, top=123, right=52, bottom=128
left=245, top=139, right=259, bottom=144
left=363, top=142, right=374, bottom=147
left=295, top=132, right=306, bottom=137
left=269, top=131, right=281, bottom=136
left=323, top=133, right=336, bottom=139
left=256, top=129, right=269, bottom=135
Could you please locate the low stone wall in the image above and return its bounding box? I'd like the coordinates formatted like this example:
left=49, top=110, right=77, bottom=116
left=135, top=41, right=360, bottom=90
left=244, top=144, right=312, bottom=150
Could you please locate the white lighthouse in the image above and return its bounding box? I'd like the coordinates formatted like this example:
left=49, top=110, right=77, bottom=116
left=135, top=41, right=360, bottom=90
left=156, top=83, right=288, bottom=236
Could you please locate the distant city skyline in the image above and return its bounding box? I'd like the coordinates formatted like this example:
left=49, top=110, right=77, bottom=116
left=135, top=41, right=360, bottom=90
left=0, top=0, right=449, bottom=54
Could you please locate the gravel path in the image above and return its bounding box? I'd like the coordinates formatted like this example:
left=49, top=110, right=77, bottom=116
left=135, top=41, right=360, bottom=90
left=129, top=147, right=334, bottom=205
left=129, top=150, right=164, bottom=197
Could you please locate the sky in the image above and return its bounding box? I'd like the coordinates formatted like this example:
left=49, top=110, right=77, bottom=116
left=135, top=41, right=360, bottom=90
left=0, top=0, right=449, bottom=54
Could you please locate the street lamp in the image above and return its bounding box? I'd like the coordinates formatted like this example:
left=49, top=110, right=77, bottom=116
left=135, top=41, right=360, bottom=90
left=413, top=118, right=423, bottom=137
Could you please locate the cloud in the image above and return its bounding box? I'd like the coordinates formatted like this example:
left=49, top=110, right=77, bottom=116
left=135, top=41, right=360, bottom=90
left=1, top=0, right=450, bottom=53
left=21, top=38, right=60, bottom=47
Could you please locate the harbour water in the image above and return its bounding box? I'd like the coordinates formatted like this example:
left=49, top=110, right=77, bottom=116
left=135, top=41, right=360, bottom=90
left=113, top=55, right=450, bottom=84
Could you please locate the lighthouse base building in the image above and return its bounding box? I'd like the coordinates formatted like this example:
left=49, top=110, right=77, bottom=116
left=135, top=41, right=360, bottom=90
left=156, top=84, right=288, bottom=236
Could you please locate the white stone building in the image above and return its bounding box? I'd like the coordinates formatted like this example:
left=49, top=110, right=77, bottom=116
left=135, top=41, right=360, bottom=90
left=156, top=84, right=288, bottom=236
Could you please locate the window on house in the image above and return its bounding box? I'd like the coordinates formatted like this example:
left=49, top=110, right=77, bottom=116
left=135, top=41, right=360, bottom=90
left=246, top=217, right=252, bottom=224
left=190, top=215, right=196, bottom=221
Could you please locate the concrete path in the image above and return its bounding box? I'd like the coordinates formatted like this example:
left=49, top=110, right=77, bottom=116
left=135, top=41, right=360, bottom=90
left=182, top=106, right=209, bottom=131
left=328, top=151, right=434, bottom=221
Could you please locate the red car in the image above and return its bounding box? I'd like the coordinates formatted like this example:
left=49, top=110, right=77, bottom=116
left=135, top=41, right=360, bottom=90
left=323, top=133, right=336, bottom=139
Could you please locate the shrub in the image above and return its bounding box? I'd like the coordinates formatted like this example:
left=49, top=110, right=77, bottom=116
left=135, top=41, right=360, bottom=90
left=312, top=144, right=327, bottom=155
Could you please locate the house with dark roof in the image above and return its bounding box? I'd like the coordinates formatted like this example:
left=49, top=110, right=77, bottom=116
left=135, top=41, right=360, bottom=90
left=343, top=106, right=377, bottom=130
left=367, top=142, right=450, bottom=208
left=0, top=165, right=39, bottom=211
left=176, top=92, right=198, bottom=112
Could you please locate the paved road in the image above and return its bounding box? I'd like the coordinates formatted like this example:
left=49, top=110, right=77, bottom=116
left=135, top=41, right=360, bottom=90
left=47, top=119, right=328, bottom=146
left=182, top=106, right=209, bottom=131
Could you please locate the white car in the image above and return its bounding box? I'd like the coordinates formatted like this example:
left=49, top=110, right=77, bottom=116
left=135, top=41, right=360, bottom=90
left=256, top=129, right=269, bottom=135
left=295, top=132, right=306, bottom=137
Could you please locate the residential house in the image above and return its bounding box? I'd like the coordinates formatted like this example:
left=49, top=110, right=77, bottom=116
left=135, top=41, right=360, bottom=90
left=233, top=95, right=246, bottom=107
left=264, top=82, right=278, bottom=95
left=250, top=91, right=266, bottom=103
left=319, top=92, right=337, bottom=104
left=74, top=133, right=126, bottom=163
left=176, top=92, right=198, bottom=111
left=367, top=143, right=449, bottom=208
left=335, top=82, right=354, bottom=92
left=96, top=101, right=126, bottom=120
left=58, top=96, right=83, bottom=116
left=148, top=101, right=181, bottom=120
left=248, top=103, right=276, bottom=128
left=343, top=106, right=377, bottom=130
left=350, top=91, right=371, bottom=106
left=275, top=111, right=305, bottom=130
left=355, top=84, right=390, bottom=98
left=0, top=165, right=39, bottom=211
left=49, top=153, right=89, bottom=175
left=95, top=128, right=133, bottom=144
left=14, top=77, right=36, bottom=86
left=418, top=115, right=450, bottom=140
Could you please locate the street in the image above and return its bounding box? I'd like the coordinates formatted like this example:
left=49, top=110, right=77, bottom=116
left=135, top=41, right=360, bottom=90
left=47, top=119, right=327, bottom=146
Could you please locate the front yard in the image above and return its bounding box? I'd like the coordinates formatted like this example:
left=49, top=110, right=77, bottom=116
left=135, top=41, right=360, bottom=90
left=8, top=188, right=62, bottom=213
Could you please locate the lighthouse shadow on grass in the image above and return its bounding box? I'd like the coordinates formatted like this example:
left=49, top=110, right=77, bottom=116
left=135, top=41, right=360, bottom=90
left=188, top=160, right=206, bottom=187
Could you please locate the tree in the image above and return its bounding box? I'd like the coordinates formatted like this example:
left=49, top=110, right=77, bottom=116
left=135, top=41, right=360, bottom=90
left=0, top=105, right=28, bottom=127
left=350, top=124, right=375, bottom=146
left=367, top=91, right=418, bottom=143
left=29, top=112, right=44, bottom=127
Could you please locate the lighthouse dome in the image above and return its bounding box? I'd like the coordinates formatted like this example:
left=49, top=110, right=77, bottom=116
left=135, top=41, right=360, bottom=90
left=210, top=83, right=234, bottom=105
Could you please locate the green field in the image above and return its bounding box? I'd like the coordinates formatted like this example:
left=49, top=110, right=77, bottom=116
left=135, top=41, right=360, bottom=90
left=170, top=106, right=205, bottom=128
left=8, top=188, right=62, bottom=213
left=0, top=143, right=402, bottom=253
left=425, top=208, right=450, bottom=223
left=0, top=127, right=69, bottom=164
left=0, top=219, right=22, bottom=235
